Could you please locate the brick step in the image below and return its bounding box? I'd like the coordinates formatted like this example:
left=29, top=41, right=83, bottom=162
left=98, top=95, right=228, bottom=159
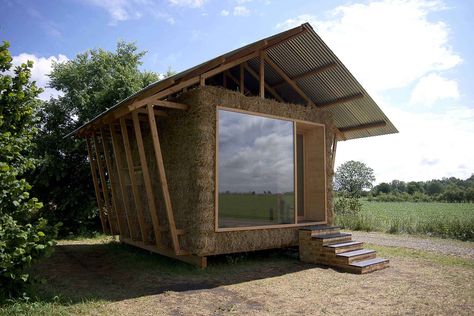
left=312, top=233, right=352, bottom=245
left=300, top=225, right=341, bottom=237
left=335, top=249, right=376, bottom=264
left=324, top=241, right=364, bottom=254
left=349, top=258, right=390, bottom=274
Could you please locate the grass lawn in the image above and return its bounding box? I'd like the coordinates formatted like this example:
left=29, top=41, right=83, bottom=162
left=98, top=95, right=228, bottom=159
left=336, top=201, right=474, bottom=241
left=1, top=235, right=473, bottom=315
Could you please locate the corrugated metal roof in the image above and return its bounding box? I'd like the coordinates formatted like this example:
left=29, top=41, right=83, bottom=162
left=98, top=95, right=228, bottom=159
left=72, top=23, right=397, bottom=140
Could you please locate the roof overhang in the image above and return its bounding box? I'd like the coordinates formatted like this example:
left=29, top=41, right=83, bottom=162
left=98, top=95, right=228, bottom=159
left=68, top=23, right=398, bottom=140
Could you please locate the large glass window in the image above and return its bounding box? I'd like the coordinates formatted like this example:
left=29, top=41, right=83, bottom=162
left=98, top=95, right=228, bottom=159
left=217, top=109, right=295, bottom=228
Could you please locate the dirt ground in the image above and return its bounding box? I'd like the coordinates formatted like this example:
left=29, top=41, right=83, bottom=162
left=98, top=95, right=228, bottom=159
left=29, top=234, right=474, bottom=315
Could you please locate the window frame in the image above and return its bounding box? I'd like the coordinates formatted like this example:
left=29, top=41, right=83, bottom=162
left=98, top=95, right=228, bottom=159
left=215, top=106, right=327, bottom=232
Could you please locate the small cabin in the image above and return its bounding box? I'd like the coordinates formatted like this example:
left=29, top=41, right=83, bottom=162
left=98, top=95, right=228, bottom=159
left=71, top=23, right=397, bottom=272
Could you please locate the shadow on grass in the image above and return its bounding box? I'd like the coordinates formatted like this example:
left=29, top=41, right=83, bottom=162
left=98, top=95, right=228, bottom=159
left=27, top=240, right=314, bottom=304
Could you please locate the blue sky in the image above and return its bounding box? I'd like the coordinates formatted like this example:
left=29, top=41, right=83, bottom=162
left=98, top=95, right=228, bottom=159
left=1, top=0, right=473, bottom=183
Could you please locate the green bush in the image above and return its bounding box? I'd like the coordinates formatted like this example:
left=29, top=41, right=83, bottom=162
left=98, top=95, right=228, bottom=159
left=334, top=196, right=362, bottom=216
left=0, top=41, right=58, bottom=299
left=0, top=216, right=58, bottom=298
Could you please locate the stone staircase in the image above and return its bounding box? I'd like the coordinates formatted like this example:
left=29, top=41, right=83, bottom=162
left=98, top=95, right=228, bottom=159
left=299, top=226, right=389, bottom=274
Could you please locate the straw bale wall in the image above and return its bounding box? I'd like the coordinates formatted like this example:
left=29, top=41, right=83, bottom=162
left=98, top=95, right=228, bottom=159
left=142, top=86, right=338, bottom=256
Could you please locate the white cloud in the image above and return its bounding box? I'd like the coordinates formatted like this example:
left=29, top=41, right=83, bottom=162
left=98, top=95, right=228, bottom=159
left=81, top=0, right=143, bottom=23
left=277, top=1, right=472, bottom=182
left=336, top=102, right=474, bottom=183
left=80, top=0, right=179, bottom=24
left=276, top=0, right=461, bottom=94
left=233, top=6, right=251, bottom=16
left=220, top=9, right=230, bottom=16
left=11, top=53, right=69, bottom=101
left=410, top=73, right=459, bottom=105
left=168, top=0, right=207, bottom=8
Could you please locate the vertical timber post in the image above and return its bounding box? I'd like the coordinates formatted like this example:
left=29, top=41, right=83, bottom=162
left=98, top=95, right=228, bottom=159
left=86, top=137, right=107, bottom=234
left=146, top=104, right=181, bottom=254
left=131, top=111, right=163, bottom=248
left=119, top=118, right=150, bottom=243
left=92, top=133, right=116, bottom=235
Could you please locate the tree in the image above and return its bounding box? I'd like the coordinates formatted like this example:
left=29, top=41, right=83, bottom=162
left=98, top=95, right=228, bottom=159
left=334, top=160, right=375, bottom=197
left=373, top=182, right=391, bottom=195
left=28, top=42, right=159, bottom=235
left=0, top=41, right=58, bottom=298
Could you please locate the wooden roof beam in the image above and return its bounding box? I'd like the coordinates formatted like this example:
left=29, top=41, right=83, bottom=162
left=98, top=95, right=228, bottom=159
left=339, top=120, right=387, bottom=133
left=263, top=54, right=315, bottom=106
left=319, top=93, right=364, bottom=109
left=244, top=63, right=283, bottom=102
left=273, top=62, right=337, bottom=88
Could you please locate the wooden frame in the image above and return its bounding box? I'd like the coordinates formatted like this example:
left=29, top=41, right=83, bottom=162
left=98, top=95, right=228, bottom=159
left=131, top=112, right=164, bottom=248
left=296, top=122, right=327, bottom=224
left=214, top=106, right=327, bottom=233
left=99, top=129, right=131, bottom=238
left=86, top=137, right=108, bottom=234
left=146, top=104, right=182, bottom=254
left=119, top=118, right=151, bottom=243
left=92, top=134, right=116, bottom=235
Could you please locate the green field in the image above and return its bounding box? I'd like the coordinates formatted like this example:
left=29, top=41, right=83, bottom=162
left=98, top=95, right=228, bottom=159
left=218, top=193, right=294, bottom=226
left=336, top=201, right=474, bottom=241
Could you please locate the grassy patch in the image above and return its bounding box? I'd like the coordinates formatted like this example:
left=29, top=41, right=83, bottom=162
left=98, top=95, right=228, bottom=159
left=366, top=243, right=474, bottom=269
left=0, top=297, right=105, bottom=316
left=336, top=201, right=474, bottom=241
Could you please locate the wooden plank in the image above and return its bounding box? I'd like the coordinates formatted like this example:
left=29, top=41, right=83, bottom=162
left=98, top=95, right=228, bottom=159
left=146, top=104, right=181, bottom=254
left=128, top=77, right=199, bottom=112
left=131, top=111, right=163, bottom=247
left=202, top=51, right=259, bottom=80
left=119, top=118, right=151, bottom=243
left=86, top=137, right=108, bottom=234
left=99, top=129, right=130, bottom=238
left=259, top=51, right=265, bottom=98
left=92, top=134, right=116, bottom=235
left=318, top=93, right=364, bottom=109
left=135, top=108, right=168, bottom=117
left=338, top=120, right=386, bottom=133
left=331, top=136, right=338, bottom=170
left=120, top=237, right=206, bottom=268
left=264, top=55, right=315, bottom=106
left=225, top=70, right=251, bottom=95
left=154, top=100, right=189, bottom=110
left=273, top=62, right=337, bottom=88
left=108, top=124, right=141, bottom=241
left=244, top=63, right=283, bottom=102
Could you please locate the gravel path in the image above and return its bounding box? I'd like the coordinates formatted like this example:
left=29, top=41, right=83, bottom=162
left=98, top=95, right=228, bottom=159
left=348, top=230, right=474, bottom=260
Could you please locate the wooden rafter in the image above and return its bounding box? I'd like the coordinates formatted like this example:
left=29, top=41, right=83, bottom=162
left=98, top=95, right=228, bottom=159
left=135, top=108, right=168, bottom=117
left=264, top=55, right=315, bottom=106
left=244, top=63, right=283, bottom=102
left=146, top=104, right=181, bottom=255
left=86, top=137, right=107, bottom=234
left=225, top=70, right=251, bottom=95
left=129, top=77, right=199, bottom=112
left=318, top=93, right=364, bottom=109
left=131, top=111, right=164, bottom=248
left=119, top=118, right=151, bottom=243
left=107, top=125, right=140, bottom=240
left=100, top=129, right=130, bottom=238
left=339, top=120, right=386, bottom=133
left=273, top=62, right=337, bottom=88
left=92, top=134, right=116, bottom=235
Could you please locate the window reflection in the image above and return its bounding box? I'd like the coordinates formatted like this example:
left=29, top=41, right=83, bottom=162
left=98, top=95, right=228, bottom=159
left=218, top=109, right=295, bottom=228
